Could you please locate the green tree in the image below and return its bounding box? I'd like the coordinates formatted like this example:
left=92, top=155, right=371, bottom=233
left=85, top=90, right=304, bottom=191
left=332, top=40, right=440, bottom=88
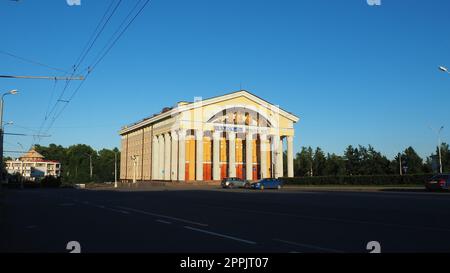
left=66, top=144, right=97, bottom=183
left=294, top=147, right=313, bottom=176
left=402, top=146, right=424, bottom=174
left=95, top=148, right=120, bottom=182
left=313, top=147, right=326, bottom=176
left=360, top=145, right=391, bottom=175
left=324, top=153, right=346, bottom=176
left=344, top=145, right=360, bottom=175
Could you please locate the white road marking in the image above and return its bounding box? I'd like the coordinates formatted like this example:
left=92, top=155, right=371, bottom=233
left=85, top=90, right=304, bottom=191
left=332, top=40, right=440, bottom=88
left=76, top=200, right=129, bottom=215
left=273, top=238, right=343, bottom=253
left=184, top=226, right=257, bottom=245
left=116, top=206, right=208, bottom=227
left=107, top=208, right=130, bottom=214
left=156, top=219, right=172, bottom=225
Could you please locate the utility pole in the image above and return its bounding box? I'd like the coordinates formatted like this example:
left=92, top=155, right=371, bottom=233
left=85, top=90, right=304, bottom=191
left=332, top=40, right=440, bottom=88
left=114, top=151, right=118, bottom=188
left=89, top=154, right=93, bottom=181
left=438, top=132, right=443, bottom=174
left=398, top=153, right=402, bottom=176
left=85, top=153, right=93, bottom=181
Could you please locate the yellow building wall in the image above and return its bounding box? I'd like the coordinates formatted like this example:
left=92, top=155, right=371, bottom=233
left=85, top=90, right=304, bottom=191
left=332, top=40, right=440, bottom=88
left=220, top=138, right=228, bottom=163
left=124, top=129, right=145, bottom=180
left=120, top=136, right=128, bottom=180
left=186, top=136, right=196, bottom=180
left=252, top=140, right=258, bottom=164
left=236, top=138, right=243, bottom=164
left=203, top=137, right=212, bottom=163
left=142, top=127, right=152, bottom=180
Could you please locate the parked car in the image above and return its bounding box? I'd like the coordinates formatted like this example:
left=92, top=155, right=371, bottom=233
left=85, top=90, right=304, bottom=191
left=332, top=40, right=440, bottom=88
left=251, top=178, right=283, bottom=190
left=425, top=174, right=450, bottom=191
left=221, top=177, right=250, bottom=189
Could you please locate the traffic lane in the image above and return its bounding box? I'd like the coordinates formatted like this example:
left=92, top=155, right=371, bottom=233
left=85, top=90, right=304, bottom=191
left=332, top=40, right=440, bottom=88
left=2, top=190, right=264, bottom=253
left=168, top=191, right=450, bottom=252
left=74, top=188, right=450, bottom=234
left=61, top=189, right=450, bottom=252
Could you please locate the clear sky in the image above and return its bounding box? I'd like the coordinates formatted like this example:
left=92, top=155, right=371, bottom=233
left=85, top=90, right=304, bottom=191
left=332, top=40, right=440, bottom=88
left=1, top=0, right=449, bottom=160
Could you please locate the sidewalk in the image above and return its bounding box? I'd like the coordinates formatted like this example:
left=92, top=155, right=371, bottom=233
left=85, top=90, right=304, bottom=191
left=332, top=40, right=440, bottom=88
left=283, top=185, right=425, bottom=192
left=84, top=181, right=430, bottom=193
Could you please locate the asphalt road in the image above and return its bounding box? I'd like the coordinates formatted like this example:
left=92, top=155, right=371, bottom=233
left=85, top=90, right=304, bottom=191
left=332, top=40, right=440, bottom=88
left=1, top=187, right=450, bottom=253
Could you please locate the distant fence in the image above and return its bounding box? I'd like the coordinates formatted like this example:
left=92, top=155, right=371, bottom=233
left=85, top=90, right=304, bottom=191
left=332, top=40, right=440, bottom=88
left=280, top=174, right=434, bottom=186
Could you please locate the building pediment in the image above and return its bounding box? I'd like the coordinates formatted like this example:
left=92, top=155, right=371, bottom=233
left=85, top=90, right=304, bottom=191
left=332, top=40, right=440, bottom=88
left=178, top=90, right=299, bottom=123
left=120, top=90, right=299, bottom=135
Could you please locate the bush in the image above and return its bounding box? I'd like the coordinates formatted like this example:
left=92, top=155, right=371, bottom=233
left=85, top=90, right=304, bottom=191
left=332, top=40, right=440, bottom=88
left=280, top=174, right=433, bottom=186
left=40, top=176, right=62, bottom=188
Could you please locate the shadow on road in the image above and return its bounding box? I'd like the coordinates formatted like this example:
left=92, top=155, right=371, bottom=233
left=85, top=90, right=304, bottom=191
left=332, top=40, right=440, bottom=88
left=380, top=188, right=450, bottom=194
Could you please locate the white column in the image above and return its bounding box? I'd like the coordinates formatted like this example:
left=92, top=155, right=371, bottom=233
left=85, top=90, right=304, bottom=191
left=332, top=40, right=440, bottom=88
left=274, top=135, right=283, bottom=178
left=171, top=131, right=178, bottom=181
left=260, top=134, right=267, bottom=179
left=278, top=137, right=284, bottom=178
left=152, top=135, right=159, bottom=180
left=246, top=132, right=253, bottom=180
left=178, top=130, right=186, bottom=181
left=228, top=132, right=236, bottom=177
left=164, top=133, right=171, bottom=181
left=196, top=129, right=204, bottom=181
left=287, top=136, right=294, bottom=178
left=213, top=131, right=221, bottom=181
left=158, top=135, right=165, bottom=180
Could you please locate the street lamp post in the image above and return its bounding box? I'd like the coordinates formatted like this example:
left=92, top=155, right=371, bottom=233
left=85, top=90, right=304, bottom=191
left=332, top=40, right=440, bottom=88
left=433, top=66, right=449, bottom=173
left=131, top=155, right=139, bottom=184
left=0, top=89, right=19, bottom=186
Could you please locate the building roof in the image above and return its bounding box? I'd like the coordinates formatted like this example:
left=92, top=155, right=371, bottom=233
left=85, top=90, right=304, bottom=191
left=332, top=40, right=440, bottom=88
left=19, top=148, right=45, bottom=161
left=120, top=90, right=300, bottom=135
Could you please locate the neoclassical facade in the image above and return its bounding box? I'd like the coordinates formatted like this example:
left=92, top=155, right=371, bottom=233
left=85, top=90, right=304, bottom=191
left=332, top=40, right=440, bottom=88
left=119, top=90, right=299, bottom=182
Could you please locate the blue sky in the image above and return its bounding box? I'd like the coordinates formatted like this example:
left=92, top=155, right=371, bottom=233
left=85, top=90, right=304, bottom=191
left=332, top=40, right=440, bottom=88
left=1, top=0, right=449, bottom=159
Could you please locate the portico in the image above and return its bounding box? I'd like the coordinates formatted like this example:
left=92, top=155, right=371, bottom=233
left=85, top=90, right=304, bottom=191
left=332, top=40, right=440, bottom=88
left=119, top=90, right=299, bottom=182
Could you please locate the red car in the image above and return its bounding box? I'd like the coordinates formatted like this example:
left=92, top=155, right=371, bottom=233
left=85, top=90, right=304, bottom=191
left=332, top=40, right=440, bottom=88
left=425, top=174, right=450, bottom=191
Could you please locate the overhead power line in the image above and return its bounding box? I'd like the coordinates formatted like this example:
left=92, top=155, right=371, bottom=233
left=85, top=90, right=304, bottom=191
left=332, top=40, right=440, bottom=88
left=41, top=0, right=151, bottom=137
left=3, top=132, right=51, bottom=137
left=0, top=75, right=84, bottom=80
left=54, top=0, right=123, bottom=103
left=40, top=0, right=124, bottom=137
left=0, top=49, right=71, bottom=74
left=91, top=0, right=151, bottom=71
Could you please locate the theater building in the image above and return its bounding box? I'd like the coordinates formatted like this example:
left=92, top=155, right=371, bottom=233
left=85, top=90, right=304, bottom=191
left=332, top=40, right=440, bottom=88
left=119, top=90, right=299, bottom=182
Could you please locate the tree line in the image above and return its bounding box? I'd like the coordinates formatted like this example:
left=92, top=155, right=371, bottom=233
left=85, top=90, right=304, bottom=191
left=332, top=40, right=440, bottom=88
left=290, top=143, right=450, bottom=177
left=34, top=144, right=120, bottom=183
left=12, top=142, right=449, bottom=183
